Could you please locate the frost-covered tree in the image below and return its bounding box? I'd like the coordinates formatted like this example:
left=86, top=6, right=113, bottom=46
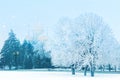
left=74, top=14, right=119, bottom=76
left=45, top=18, right=78, bottom=67
left=74, top=13, right=113, bottom=76
left=45, top=13, right=118, bottom=76
left=97, top=35, right=120, bottom=71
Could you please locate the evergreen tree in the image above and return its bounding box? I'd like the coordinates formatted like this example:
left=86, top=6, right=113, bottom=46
left=40, top=51, right=51, bottom=68
left=23, top=41, right=34, bottom=69
left=1, top=30, right=20, bottom=69
left=0, top=53, right=4, bottom=69
left=32, top=41, right=52, bottom=68
left=33, top=53, right=41, bottom=68
left=19, top=40, right=27, bottom=68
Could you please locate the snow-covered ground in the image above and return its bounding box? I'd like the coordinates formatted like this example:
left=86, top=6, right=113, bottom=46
left=0, top=70, right=120, bottom=80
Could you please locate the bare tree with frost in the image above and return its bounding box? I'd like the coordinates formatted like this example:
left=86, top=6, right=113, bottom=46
left=44, top=13, right=119, bottom=77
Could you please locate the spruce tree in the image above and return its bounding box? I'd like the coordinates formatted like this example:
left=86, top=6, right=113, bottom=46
left=33, top=42, right=52, bottom=68
left=23, top=41, right=34, bottom=69
left=1, top=30, right=20, bottom=70
left=19, top=40, right=27, bottom=68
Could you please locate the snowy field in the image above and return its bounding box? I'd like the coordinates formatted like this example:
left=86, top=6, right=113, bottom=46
left=0, top=70, right=120, bottom=80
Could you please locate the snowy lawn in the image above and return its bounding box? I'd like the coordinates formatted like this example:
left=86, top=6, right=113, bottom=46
left=0, top=70, right=120, bottom=80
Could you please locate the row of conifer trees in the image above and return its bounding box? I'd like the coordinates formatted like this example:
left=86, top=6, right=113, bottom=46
left=0, top=30, right=52, bottom=70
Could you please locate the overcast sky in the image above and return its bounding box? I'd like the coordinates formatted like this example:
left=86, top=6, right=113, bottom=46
left=0, top=0, right=120, bottom=49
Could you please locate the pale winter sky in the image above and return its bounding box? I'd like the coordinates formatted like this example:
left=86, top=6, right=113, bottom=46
left=0, top=0, right=120, bottom=49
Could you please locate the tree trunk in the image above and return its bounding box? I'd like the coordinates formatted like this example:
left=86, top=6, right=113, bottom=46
left=102, top=65, right=105, bottom=71
left=84, top=65, right=88, bottom=76
left=9, top=62, right=11, bottom=70
left=108, top=64, right=111, bottom=72
left=15, top=55, right=18, bottom=69
left=72, top=68, right=75, bottom=75
left=114, top=65, right=116, bottom=72
left=90, top=62, right=95, bottom=77
left=71, top=64, right=75, bottom=75
left=91, top=67, right=94, bottom=77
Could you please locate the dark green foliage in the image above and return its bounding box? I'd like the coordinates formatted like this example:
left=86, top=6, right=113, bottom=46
left=40, top=57, right=51, bottom=68
left=24, top=55, right=33, bottom=69
left=19, top=40, right=27, bottom=68
left=0, top=30, right=52, bottom=70
left=22, top=41, right=34, bottom=69
left=33, top=53, right=41, bottom=68
left=33, top=43, right=52, bottom=68
left=1, top=30, right=20, bottom=69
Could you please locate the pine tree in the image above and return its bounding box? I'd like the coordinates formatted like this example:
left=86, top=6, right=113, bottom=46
left=1, top=30, right=20, bottom=70
left=33, top=53, right=41, bottom=68
left=23, top=41, right=34, bottom=69
left=32, top=41, right=52, bottom=68
left=19, top=40, right=27, bottom=68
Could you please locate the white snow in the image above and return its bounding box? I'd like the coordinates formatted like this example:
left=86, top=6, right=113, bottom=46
left=0, top=71, right=120, bottom=80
